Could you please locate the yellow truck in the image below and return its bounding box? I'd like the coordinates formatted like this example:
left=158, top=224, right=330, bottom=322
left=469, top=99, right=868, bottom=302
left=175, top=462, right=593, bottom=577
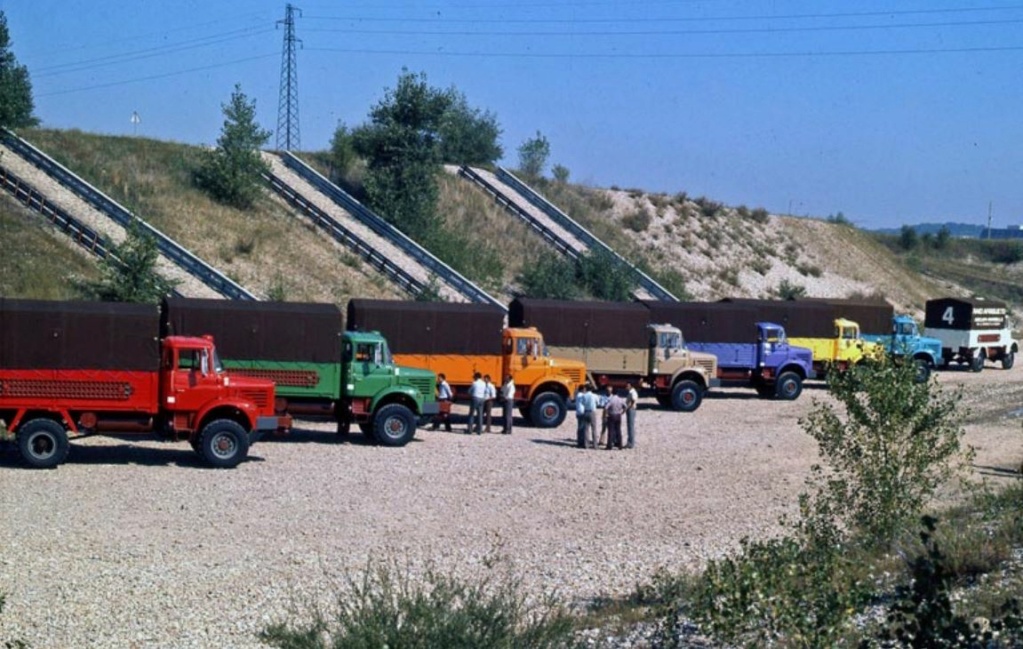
left=788, top=317, right=881, bottom=376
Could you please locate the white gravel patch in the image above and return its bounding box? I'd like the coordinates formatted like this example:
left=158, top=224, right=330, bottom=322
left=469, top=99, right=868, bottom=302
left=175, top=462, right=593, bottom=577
left=1, top=368, right=1020, bottom=648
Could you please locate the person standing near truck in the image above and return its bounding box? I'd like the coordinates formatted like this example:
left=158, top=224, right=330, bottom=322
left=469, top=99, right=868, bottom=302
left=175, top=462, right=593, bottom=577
left=432, top=373, right=453, bottom=432
left=468, top=372, right=486, bottom=435
left=483, top=374, right=496, bottom=433
left=501, top=374, right=516, bottom=434
left=597, top=384, right=612, bottom=447
left=573, top=384, right=598, bottom=449
left=605, top=389, right=627, bottom=450
left=625, top=382, right=638, bottom=449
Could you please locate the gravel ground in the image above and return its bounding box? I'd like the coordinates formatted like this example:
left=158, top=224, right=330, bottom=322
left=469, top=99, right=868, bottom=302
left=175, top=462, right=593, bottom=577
left=1, top=366, right=1021, bottom=648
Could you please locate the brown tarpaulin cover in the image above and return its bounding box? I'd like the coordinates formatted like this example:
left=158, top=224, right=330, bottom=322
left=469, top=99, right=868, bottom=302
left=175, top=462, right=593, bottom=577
left=640, top=301, right=762, bottom=343
left=162, top=298, right=343, bottom=363
left=0, top=298, right=159, bottom=371
left=508, top=298, right=650, bottom=348
left=346, top=299, right=505, bottom=355
left=791, top=297, right=894, bottom=335
left=716, top=298, right=837, bottom=338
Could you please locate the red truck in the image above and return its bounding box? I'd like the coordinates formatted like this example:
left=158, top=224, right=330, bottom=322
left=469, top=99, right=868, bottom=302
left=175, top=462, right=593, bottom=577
left=0, top=298, right=289, bottom=469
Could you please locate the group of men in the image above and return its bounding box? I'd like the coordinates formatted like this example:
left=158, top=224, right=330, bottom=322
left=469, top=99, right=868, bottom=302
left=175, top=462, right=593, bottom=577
left=430, top=374, right=640, bottom=449
left=572, top=383, right=638, bottom=450
left=431, top=372, right=515, bottom=435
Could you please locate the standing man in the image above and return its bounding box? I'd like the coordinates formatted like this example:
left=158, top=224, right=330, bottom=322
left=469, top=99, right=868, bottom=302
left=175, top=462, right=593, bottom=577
left=625, top=382, right=639, bottom=448
left=467, top=372, right=486, bottom=435
left=500, top=374, right=516, bottom=434
left=431, top=373, right=453, bottom=432
left=597, top=384, right=612, bottom=447
left=574, top=384, right=592, bottom=448
left=483, top=374, right=496, bottom=433
left=605, top=389, right=627, bottom=450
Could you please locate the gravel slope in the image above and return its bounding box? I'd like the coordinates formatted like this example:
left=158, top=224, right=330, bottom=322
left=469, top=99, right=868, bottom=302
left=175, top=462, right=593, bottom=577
left=1, top=367, right=1020, bottom=648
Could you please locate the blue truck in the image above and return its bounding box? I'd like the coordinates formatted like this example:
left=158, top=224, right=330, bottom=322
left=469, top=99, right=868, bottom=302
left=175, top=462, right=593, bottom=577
left=642, top=301, right=816, bottom=400
left=861, top=314, right=945, bottom=381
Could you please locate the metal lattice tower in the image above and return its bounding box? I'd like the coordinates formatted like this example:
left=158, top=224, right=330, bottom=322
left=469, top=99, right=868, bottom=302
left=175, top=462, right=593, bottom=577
left=276, top=3, right=301, bottom=151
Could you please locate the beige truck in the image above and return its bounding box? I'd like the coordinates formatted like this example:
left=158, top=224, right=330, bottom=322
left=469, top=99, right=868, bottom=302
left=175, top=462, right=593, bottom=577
left=509, top=299, right=719, bottom=412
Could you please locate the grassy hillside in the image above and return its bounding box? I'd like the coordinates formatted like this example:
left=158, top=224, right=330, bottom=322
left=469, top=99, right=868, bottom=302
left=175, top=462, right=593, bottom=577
left=3, top=128, right=1016, bottom=320
left=17, top=129, right=403, bottom=306
left=0, top=192, right=99, bottom=298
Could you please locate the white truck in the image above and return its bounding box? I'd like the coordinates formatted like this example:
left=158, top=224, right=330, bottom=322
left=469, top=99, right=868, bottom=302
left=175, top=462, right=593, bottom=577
left=923, top=297, right=1018, bottom=371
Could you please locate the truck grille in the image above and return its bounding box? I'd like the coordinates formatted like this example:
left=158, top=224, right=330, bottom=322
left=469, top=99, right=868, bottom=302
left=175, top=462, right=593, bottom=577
left=408, top=377, right=435, bottom=400
left=239, top=389, right=269, bottom=409
left=695, top=358, right=717, bottom=375
left=558, top=368, right=585, bottom=386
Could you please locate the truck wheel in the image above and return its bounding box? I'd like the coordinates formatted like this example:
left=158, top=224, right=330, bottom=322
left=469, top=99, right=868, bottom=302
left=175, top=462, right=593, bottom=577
left=530, top=392, right=567, bottom=428
left=17, top=419, right=69, bottom=469
left=372, top=404, right=416, bottom=447
left=775, top=373, right=803, bottom=401
left=670, top=380, right=702, bottom=412
left=970, top=355, right=985, bottom=373
left=199, top=419, right=250, bottom=469
left=1002, top=352, right=1015, bottom=370
left=913, top=359, right=932, bottom=384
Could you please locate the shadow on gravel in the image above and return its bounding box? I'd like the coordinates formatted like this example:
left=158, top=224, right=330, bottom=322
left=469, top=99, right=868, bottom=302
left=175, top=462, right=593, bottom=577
left=530, top=438, right=582, bottom=449
left=974, top=463, right=1022, bottom=479
left=0, top=441, right=266, bottom=469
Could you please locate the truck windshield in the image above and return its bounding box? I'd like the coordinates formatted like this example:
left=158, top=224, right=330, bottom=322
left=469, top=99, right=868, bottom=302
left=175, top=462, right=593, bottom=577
left=379, top=341, right=392, bottom=365
left=212, top=348, right=224, bottom=374
left=841, top=327, right=856, bottom=340
left=516, top=337, right=544, bottom=357
left=897, top=322, right=914, bottom=335
left=660, top=332, right=682, bottom=351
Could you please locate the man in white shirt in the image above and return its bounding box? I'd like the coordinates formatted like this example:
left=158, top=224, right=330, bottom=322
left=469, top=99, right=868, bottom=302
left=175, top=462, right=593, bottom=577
left=483, top=374, right=496, bottom=433
left=500, top=375, right=516, bottom=434
left=431, top=373, right=453, bottom=432
left=626, top=382, right=639, bottom=448
left=467, top=372, right=487, bottom=435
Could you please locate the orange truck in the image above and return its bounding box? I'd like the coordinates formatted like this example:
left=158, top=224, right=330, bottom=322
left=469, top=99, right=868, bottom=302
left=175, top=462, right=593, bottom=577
left=346, top=300, right=586, bottom=427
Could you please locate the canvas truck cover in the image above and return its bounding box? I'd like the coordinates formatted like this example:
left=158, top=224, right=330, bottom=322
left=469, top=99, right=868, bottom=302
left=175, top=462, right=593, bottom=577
left=0, top=298, right=159, bottom=371
left=508, top=299, right=650, bottom=348
left=346, top=299, right=505, bottom=355
left=161, top=298, right=343, bottom=364
left=924, top=297, right=1009, bottom=331
left=792, top=298, right=895, bottom=336
left=717, top=298, right=835, bottom=338
left=640, top=301, right=761, bottom=343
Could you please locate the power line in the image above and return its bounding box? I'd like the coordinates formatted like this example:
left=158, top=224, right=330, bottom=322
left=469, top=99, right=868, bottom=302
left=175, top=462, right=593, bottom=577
left=35, top=52, right=278, bottom=98
left=302, top=17, right=1023, bottom=38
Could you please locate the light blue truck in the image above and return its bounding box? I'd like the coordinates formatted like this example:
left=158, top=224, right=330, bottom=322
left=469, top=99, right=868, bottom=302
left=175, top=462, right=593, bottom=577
left=861, top=314, right=945, bottom=382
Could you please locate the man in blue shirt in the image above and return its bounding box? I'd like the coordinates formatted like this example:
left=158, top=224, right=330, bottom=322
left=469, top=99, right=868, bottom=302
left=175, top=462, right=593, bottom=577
left=574, top=384, right=598, bottom=449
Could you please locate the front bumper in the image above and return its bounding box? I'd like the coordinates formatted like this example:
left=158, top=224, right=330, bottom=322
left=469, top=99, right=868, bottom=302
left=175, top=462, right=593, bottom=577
left=256, top=414, right=293, bottom=432
left=421, top=401, right=440, bottom=416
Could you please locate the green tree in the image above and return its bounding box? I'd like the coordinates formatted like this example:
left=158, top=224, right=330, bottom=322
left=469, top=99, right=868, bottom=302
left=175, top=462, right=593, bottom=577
left=577, top=248, right=635, bottom=301
left=517, top=254, right=579, bottom=299
left=329, top=122, right=358, bottom=178
left=934, top=225, right=951, bottom=250
left=87, top=222, right=177, bottom=303
left=0, top=11, right=38, bottom=128
left=437, top=92, right=502, bottom=165
left=193, top=84, right=271, bottom=209
left=517, top=131, right=550, bottom=178
left=899, top=224, right=919, bottom=251
left=551, top=164, right=570, bottom=184
left=353, top=71, right=450, bottom=239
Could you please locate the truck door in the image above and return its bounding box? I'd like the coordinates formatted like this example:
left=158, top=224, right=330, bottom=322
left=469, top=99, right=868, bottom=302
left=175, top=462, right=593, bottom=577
left=168, top=344, right=221, bottom=412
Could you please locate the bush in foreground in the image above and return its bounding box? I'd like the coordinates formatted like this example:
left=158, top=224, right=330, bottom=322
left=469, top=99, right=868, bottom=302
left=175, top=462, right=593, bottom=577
left=260, top=560, right=575, bottom=649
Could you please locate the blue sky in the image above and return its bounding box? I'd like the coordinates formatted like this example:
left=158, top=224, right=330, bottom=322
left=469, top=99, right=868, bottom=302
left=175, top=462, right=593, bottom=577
left=5, top=0, right=1023, bottom=230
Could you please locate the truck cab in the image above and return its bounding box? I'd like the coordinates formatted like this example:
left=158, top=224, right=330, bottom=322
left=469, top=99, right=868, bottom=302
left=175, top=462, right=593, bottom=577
left=341, top=331, right=438, bottom=445
left=647, top=324, right=719, bottom=411
left=503, top=327, right=586, bottom=427
left=756, top=322, right=816, bottom=399
left=160, top=336, right=287, bottom=447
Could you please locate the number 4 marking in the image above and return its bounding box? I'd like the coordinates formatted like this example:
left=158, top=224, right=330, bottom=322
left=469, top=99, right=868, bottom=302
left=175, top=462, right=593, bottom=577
left=942, top=306, right=955, bottom=325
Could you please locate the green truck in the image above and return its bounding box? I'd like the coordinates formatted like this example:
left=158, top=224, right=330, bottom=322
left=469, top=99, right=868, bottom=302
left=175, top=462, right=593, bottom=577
left=161, top=298, right=438, bottom=446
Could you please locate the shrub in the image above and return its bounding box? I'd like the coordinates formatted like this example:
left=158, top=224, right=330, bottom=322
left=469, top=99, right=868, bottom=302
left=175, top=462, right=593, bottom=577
left=577, top=248, right=635, bottom=301
left=693, top=196, right=723, bottom=218
left=796, top=262, right=823, bottom=278
left=517, top=254, right=579, bottom=300
left=517, top=131, right=550, bottom=178
left=260, top=560, right=575, bottom=649
left=551, top=164, right=569, bottom=183
left=749, top=207, right=770, bottom=223
left=621, top=207, right=652, bottom=233
left=799, top=356, right=972, bottom=547
left=773, top=279, right=807, bottom=299
left=899, top=225, right=919, bottom=251
left=84, top=221, right=177, bottom=303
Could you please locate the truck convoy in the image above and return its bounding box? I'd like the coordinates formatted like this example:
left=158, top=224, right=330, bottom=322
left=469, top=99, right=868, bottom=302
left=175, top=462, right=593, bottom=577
left=161, top=298, right=437, bottom=446
left=923, top=297, right=1018, bottom=371
left=720, top=298, right=880, bottom=377
left=642, top=301, right=816, bottom=400
left=346, top=299, right=586, bottom=427
left=507, top=298, right=719, bottom=412
left=0, top=298, right=287, bottom=469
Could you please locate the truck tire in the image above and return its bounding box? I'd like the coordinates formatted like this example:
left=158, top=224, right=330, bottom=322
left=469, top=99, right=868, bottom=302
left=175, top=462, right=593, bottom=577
left=372, top=404, right=417, bottom=447
left=913, top=359, right=932, bottom=384
left=970, top=355, right=985, bottom=373
left=775, top=373, right=803, bottom=401
left=530, top=392, right=567, bottom=428
left=1002, top=352, right=1015, bottom=370
left=17, top=418, right=69, bottom=469
left=670, top=380, right=702, bottom=412
left=199, top=419, right=250, bottom=469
